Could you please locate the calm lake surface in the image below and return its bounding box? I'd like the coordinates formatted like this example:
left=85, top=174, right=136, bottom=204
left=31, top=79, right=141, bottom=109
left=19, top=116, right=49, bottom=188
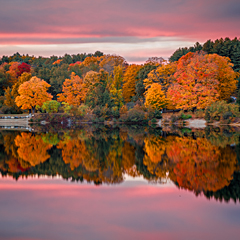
left=0, top=125, right=240, bottom=240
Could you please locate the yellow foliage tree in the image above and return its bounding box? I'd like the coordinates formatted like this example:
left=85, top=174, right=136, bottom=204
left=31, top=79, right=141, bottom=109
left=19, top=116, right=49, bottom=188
left=113, top=65, right=124, bottom=90
left=4, top=87, right=15, bottom=108
left=57, top=72, right=86, bottom=106
left=144, top=62, right=177, bottom=90
left=122, top=64, right=142, bottom=102
left=15, top=76, right=52, bottom=113
left=4, top=72, right=32, bottom=111
left=144, top=83, right=167, bottom=110
left=99, top=55, right=126, bottom=73
left=83, top=70, right=100, bottom=88
left=11, top=72, right=32, bottom=99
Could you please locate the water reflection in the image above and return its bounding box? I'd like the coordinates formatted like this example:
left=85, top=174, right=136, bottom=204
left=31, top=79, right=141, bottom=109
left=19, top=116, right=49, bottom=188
left=0, top=126, right=240, bottom=202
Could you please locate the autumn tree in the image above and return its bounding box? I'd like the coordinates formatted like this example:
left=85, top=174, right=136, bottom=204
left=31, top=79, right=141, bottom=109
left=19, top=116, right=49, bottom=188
left=145, top=57, right=165, bottom=66
left=122, top=64, right=142, bottom=102
left=6, top=62, right=19, bottom=86
left=167, top=52, right=220, bottom=109
left=109, top=66, right=124, bottom=108
left=207, top=54, right=238, bottom=100
left=15, top=76, right=53, bottom=113
left=57, top=72, right=86, bottom=106
left=134, top=64, right=157, bottom=101
left=17, top=62, right=31, bottom=77
left=144, top=83, right=167, bottom=110
left=12, top=72, right=32, bottom=98
left=99, top=54, right=126, bottom=74
left=84, top=69, right=110, bottom=108
left=144, top=62, right=177, bottom=91
left=168, top=52, right=238, bottom=109
left=3, top=72, right=32, bottom=112
left=3, top=87, right=15, bottom=109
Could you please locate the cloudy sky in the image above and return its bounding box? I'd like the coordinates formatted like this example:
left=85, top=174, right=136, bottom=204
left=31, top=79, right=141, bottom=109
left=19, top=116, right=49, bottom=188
left=0, top=0, right=240, bottom=63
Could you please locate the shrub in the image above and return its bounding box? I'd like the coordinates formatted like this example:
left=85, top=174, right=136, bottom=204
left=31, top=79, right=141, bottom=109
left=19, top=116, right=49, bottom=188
left=119, top=105, right=128, bottom=115
left=120, top=106, right=147, bottom=124
left=61, top=102, right=71, bottom=114
left=170, top=114, right=179, bottom=123
left=111, top=107, right=120, bottom=118
left=41, top=100, right=60, bottom=113
left=78, top=104, right=90, bottom=117
left=148, top=108, right=162, bottom=119
left=205, top=101, right=240, bottom=123
left=0, top=106, right=18, bottom=114
left=180, top=113, right=192, bottom=120
left=195, top=109, right=205, bottom=118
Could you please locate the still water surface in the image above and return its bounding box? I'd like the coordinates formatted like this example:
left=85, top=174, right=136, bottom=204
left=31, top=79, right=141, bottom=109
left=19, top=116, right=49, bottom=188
left=0, top=126, right=240, bottom=239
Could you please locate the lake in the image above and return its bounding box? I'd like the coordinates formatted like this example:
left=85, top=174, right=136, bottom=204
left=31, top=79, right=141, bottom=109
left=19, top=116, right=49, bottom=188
left=0, top=125, right=240, bottom=240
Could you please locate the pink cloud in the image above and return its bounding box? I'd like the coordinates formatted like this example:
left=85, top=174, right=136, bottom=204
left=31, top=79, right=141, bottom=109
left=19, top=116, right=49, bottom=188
left=0, top=0, right=239, bottom=44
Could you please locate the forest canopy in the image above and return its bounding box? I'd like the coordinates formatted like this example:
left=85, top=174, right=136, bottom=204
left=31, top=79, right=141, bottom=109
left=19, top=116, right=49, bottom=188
left=0, top=37, right=239, bottom=117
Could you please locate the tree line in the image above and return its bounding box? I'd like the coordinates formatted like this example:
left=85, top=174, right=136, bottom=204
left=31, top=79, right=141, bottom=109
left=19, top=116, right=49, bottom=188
left=0, top=37, right=239, bottom=120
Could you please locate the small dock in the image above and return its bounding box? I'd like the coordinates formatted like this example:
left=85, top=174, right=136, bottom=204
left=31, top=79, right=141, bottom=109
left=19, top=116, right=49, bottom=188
left=0, top=115, right=31, bottom=131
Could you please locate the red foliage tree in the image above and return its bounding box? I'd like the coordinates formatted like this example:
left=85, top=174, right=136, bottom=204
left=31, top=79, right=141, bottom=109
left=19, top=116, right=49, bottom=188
left=17, top=63, right=31, bottom=77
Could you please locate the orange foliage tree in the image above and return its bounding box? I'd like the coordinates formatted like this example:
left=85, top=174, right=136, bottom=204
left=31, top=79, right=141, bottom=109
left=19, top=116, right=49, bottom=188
left=167, top=52, right=238, bottom=109
left=57, top=72, right=86, bottom=106
left=207, top=54, right=238, bottom=100
left=167, top=52, right=220, bottom=110
left=122, top=64, right=142, bottom=102
left=6, top=62, right=19, bottom=86
left=15, top=76, right=52, bottom=113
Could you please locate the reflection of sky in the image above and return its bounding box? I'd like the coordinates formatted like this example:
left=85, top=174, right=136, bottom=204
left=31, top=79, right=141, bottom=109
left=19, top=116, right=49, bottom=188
left=0, top=177, right=240, bottom=240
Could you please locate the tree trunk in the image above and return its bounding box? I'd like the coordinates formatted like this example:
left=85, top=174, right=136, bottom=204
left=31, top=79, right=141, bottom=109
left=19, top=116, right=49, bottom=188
left=32, top=106, right=35, bottom=114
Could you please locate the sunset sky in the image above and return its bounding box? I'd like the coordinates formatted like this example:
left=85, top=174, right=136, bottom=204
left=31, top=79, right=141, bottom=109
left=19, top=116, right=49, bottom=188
left=0, top=0, right=240, bottom=63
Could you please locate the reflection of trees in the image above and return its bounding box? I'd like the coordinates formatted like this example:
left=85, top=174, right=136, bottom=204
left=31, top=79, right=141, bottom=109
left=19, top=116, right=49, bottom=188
left=57, top=138, right=86, bottom=170
left=3, top=131, right=19, bottom=159
left=41, top=133, right=60, bottom=145
left=15, top=132, right=53, bottom=167
left=122, top=142, right=139, bottom=177
left=204, top=127, right=240, bottom=148
left=0, top=128, right=239, bottom=202
left=167, top=137, right=237, bottom=193
left=143, top=136, right=171, bottom=180
left=204, top=172, right=240, bottom=203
